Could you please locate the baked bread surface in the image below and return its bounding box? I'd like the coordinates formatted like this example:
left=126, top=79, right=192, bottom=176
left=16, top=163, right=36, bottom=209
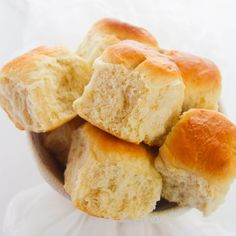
left=74, top=40, right=185, bottom=146
left=0, top=46, right=90, bottom=132
left=43, top=117, right=83, bottom=166
left=164, top=50, right=221, bottom=111
left=64, top=123, right=162, bottom=219
left=155, top=109, right=236, bottom=214
left=77, top=18, right=159, bottom=69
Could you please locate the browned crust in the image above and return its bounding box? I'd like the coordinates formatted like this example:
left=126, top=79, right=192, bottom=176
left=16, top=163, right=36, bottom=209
left=164, top=50, right=222, bottom=90
left=94, top=18, right=158, bottom=48
left=1, top=46, right=69, bottom=75
left=160, top=109, right=236, bottom=183
left=101, top=40, right=182, bottom=80
left=82, top=123, right=152, bottom=161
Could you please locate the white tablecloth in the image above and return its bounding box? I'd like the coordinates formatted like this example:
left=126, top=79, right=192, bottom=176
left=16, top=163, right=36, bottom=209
left=1, top=0, right=236, bottom=235
left=3, top=184, right=236, bottom=236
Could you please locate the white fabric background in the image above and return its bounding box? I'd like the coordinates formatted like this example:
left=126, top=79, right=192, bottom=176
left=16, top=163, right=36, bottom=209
left=2, top=184, right=236, bottom=236
left=0, top=0, right=236, bottom=235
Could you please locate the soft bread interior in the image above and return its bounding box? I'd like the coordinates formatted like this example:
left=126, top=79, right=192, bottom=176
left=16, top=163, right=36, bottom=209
left=42, top=117, right=82, bottom=166
left=183, top=88, right=220, bottom=111
left=64, top=124, right=162, bottom=219
left=0, top=50, right=90, bottom=132
left=77, top=32, right=120, bottom=68
left=73, top=59, right=184, bottom=146
left=155, top=157, right=229, bottom=215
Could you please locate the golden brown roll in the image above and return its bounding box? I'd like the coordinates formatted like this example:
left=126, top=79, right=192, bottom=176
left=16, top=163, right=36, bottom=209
left=73, top=40, right=185, bottom=146
left=155, top=109, right=236, bottom=214
left=77, top=18, right=159, bottom=69
left=164, top=50, right=222, bottom=111
left=0, top=46, right=90, bottom=132
left=42, top=117, right=83, bottom=166
left=64, top=123, right=162, bottom=220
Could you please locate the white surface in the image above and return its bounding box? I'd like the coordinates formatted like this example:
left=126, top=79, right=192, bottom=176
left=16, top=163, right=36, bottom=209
left=0, top=0, right=236, bottom=234
left=3, top=184, right=236, bottom=236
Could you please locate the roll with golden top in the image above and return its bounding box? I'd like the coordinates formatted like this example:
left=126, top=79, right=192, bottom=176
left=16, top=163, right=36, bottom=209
left=164, top=50, right=222, bottom=111
left=0, top=46, right=90, bottom=132
left=77, top=18, right=159, bottom=69
left=64, top=123, right=162, bottom=219
left=74, top=40, right=185, bottom=146
left=155, top=109, right=236, bottom=214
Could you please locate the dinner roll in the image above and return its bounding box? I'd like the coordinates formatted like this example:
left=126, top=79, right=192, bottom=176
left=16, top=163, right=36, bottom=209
left=164, top=50, right=221, bottom=111
left=42, top=117, right=83, bottom=166
left=155, top=109, right=236, bottom=215
left=73, top=40, right=185, bottom=146
left=64, top=123, right=162, bottom=220
left=77, top=18, right=159, bottom=69
left=0, top=46, right=90, bottom=132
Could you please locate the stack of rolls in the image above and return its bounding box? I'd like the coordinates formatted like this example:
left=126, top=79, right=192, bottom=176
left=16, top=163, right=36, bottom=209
left=0, top=18, right=235, bottom=220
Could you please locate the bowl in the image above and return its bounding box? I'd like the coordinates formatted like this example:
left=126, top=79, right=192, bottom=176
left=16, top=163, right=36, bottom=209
left=27, top=103, right=224, bottom=220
